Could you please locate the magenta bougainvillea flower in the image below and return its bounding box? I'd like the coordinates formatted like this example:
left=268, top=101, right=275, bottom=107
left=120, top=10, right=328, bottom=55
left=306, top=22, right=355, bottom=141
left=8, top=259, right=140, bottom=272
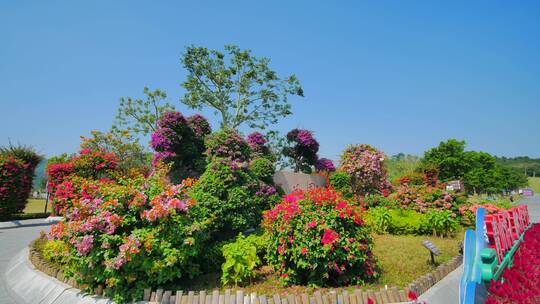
left=247, top=132, right=267, bottom=149
left=315, top=157, right=336, bottom=172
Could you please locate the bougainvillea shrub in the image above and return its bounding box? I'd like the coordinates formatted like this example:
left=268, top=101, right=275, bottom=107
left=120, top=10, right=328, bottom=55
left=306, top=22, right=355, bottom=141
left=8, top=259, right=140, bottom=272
left=190, top=130, right=281, bottom=240
left=150, top=111, right=210, bottom=181
left=45, top=148, right=125, bottom=214
left=282, top=129, right=320, bottom=173
left=46, top=162, right=75, bottom=194
left=246, top=131, right=272, bottom=158
left=339, top=144, right=391, bottom=197
left=0, top=156, right=31, bottom=218
left=0, top=146, right=42, bottom=219
left=205, top=130, right=251, bottom=165
left=486, top=224, right=540, bottom=304
left=392, top=183, right=465, bottom=217
left=70, top=148, right=119, bottom=179
left=46, top=166, right=209, bottom=303
left=263, top=187, right=378, bottom=286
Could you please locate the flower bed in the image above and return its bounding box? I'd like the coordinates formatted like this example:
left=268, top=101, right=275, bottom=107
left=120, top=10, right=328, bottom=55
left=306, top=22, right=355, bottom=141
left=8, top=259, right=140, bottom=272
left=486, top=223, right=540, bottom=304
left=29, top=234, right=463, bottom=304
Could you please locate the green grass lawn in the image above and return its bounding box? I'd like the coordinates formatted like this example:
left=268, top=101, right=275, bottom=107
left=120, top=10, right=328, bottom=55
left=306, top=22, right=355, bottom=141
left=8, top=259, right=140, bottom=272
left=163, top=233, right=462, bottom=294
left=24, top=198, right=51, bottom=213
left=528, top=177, right=540, bottom=193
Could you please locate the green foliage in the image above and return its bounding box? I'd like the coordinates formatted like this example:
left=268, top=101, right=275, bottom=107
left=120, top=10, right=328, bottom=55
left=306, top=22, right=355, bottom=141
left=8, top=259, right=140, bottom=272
left=363, top=194, right=396, bottom=208
left=496, top=156, right=540, bottom=177
left=366, top=207, right=391, bottom=234
left=386, top=153, right=421, bottom=183
left=424, top=139, right=528, bottom=194
left=249, top=157, right=275, bottom=183
left=220, top=233, right=261, bottom=286
left=189, top=159, right=279, bottom=240
left=425, top=210, right=459, bottom=237
left=423, top=139, right=467, bottom=181
left=47, top=153, right=76, bottom=167
left=42, top=239, right=71, bottom=265
left=328, top=171, right=353, bottom=198
left=387, top=210, right=429, bottom=235
left=181, top=45, right=303, bottom=130
left=366, top=209, right=430, bottom=235
left=113, top=87, right=175, bottom=136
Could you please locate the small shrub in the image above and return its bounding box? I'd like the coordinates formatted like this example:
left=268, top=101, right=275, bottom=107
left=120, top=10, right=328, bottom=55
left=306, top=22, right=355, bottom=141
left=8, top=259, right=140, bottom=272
left=328, top=171, right=353, bottom=198
left=363, top=194, right=396, bottom=208
left=42, top=239, right=71, bottom=265
left=221, top=233, right=261, bottom=285
left=425, top=210, right=459, bottom=237
left=388, top=209, right=429, bottom=235
left=366, top=207, right=392, bottom=234
left=264, top=187, right=378, bottom=286
left=249, top=158, right=275, bottom=182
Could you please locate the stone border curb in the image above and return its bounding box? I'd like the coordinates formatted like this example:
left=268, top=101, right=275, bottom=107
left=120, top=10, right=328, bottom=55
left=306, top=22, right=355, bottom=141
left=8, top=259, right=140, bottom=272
left=0, top=217, right=63, bottom=230
left=4, top=247, right=115, bottom=304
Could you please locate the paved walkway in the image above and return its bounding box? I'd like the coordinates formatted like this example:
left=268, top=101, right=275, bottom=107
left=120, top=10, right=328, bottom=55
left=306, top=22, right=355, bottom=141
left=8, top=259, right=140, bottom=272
left=0, top=219, right=52, bottom=304
left=519, top=194, right=540, bottom=223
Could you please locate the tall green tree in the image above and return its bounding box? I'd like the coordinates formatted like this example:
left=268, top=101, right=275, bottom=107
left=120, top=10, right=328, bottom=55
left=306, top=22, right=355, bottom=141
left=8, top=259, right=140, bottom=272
left=423, top=139, right=468, bottom=181
left=113, top=87, right=174, bottom=136
left=180, top=45, right=303, bottom=130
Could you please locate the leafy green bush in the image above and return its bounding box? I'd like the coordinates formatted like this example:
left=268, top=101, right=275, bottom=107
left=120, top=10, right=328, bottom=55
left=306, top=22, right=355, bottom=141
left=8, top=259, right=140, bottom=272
left=363, top=194, right=396, bottom=208
left=328, top=171, right=353, bottom=198
left=221, top=233, right=262, bottom=285
left=366, top=207, right=392, bottom=233
left=388, top=209, right=429, bottom=235
left=249, top=157, right=275, bottom=183
left=189, top=160, right=279, bottom=240
left=425, top=210, right=459, bottom=237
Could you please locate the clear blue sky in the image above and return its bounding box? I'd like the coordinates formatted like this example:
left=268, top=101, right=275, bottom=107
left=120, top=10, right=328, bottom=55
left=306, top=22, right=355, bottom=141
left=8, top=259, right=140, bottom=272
left=1, top=1, right=539, bottom=160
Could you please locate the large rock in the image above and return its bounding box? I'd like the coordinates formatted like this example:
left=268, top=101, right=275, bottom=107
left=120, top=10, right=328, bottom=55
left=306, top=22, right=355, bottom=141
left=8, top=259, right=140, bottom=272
left=273, top=171, right=327, bottom=194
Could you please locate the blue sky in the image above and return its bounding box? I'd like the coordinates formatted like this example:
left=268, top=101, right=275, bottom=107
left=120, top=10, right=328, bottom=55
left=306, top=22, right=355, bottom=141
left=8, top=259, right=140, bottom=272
left=1, top=1, right=539, bottom=160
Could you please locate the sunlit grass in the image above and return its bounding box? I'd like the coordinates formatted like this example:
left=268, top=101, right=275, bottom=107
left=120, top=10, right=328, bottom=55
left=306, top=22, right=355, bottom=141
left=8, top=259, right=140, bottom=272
left=528, top=177, right=540, bottom=193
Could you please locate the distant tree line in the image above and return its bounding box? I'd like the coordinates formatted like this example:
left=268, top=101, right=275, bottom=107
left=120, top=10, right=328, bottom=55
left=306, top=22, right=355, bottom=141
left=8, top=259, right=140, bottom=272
left=495, top=156, right=540, bottom=177
left=386, top=139, right=529, bottom=195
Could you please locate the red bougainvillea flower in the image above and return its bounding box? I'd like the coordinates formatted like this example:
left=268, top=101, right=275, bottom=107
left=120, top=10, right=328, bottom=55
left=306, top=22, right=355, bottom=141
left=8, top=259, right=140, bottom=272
left=321, top=229, right=339, bottom=245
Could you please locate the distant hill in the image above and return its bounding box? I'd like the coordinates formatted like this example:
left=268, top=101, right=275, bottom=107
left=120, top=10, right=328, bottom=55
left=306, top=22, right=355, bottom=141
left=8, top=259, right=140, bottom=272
left=496, top=156, right=540, bottom=177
